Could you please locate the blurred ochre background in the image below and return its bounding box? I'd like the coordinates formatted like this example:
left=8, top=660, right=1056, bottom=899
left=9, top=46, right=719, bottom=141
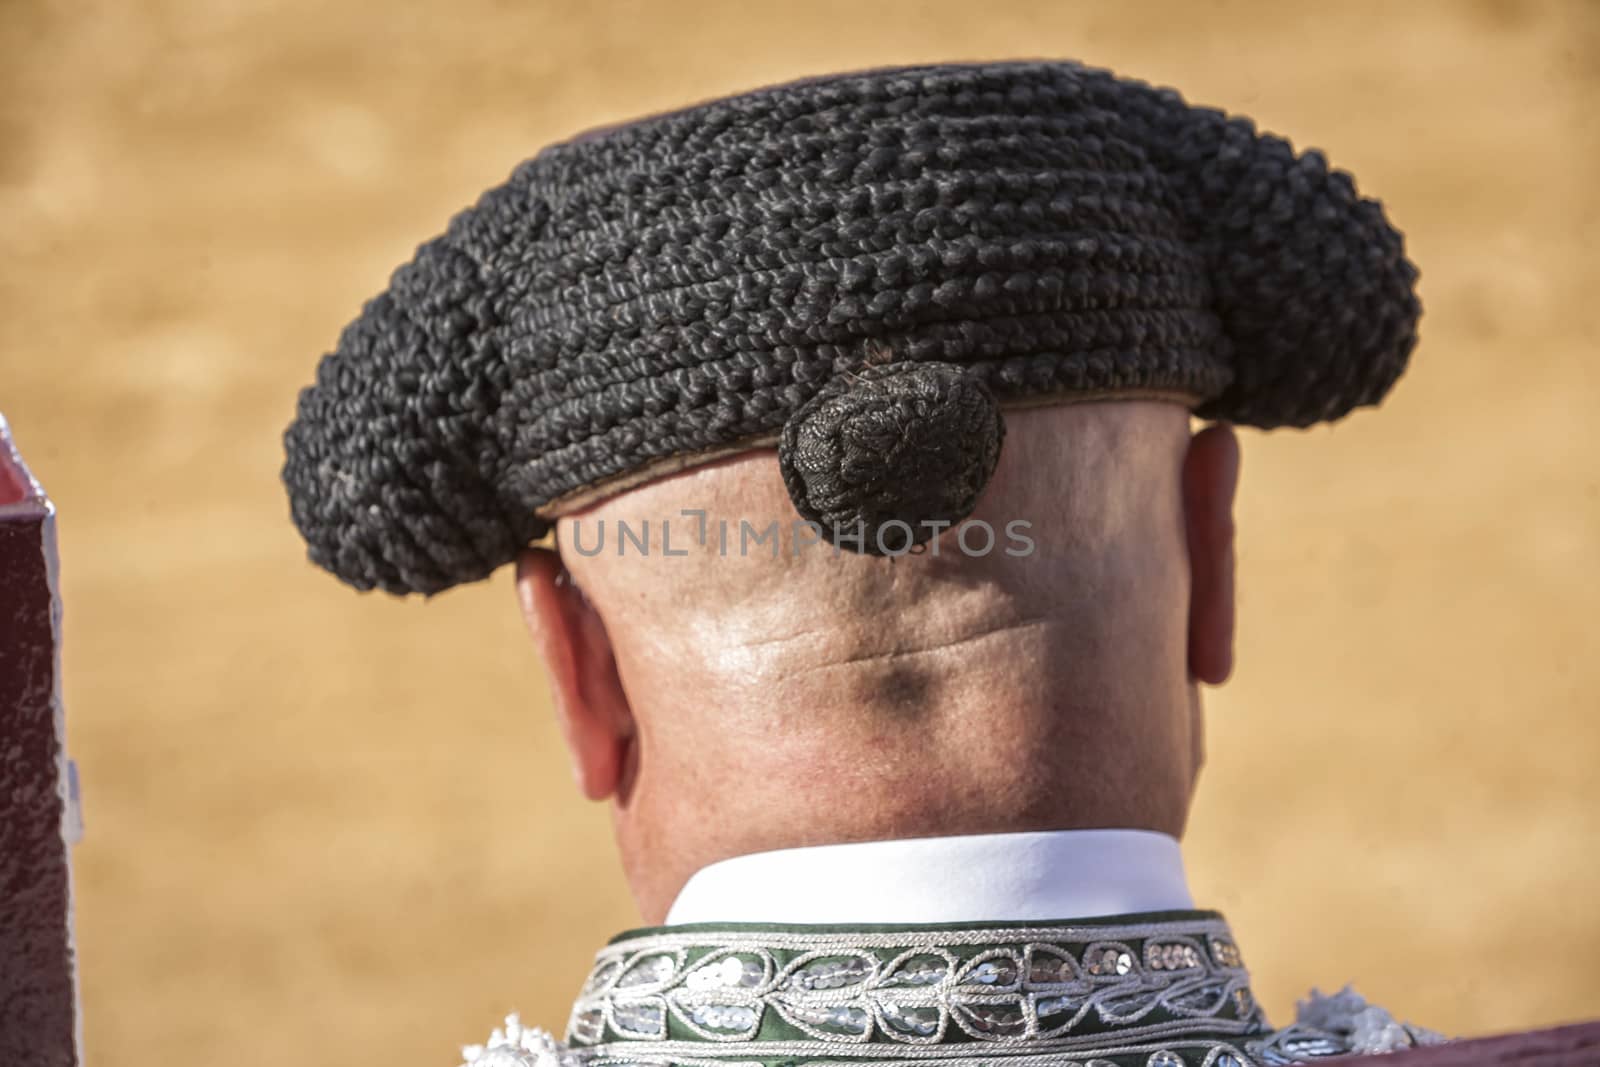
left=1, top=2, right=1597, bottom=1065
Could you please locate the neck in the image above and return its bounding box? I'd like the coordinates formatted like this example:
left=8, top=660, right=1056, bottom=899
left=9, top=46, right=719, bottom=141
left=613, top=630, right=1204, bottom=921
left=617, top=686, right=1200, bottom=922
left=664, top=828, right=1193, bottom=925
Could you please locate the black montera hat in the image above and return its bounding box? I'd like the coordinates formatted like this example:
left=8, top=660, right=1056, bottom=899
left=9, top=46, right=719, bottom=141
left=282, top=61, right=1420, bottom=596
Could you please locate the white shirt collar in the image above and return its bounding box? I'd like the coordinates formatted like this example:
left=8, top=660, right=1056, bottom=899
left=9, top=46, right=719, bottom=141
left=664, top=829, right=1193, bottom=925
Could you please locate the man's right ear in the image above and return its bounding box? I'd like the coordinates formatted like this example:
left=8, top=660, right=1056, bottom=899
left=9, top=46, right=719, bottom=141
left=514, top=547, right=634, bottom=801
left=1183, top=422, right=1240, bottom=686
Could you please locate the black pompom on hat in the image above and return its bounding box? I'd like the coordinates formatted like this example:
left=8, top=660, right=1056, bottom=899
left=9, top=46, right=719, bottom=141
left=779, top=361, right=1005, bottom=554
left=283, top=61, right=1421, bottom=595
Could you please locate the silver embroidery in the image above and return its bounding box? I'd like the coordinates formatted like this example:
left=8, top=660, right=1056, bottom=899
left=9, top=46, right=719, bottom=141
left=1164, top=979, right=1231, bottom=1018
left=568, top=917, right=1260, bottom=1055
left=772, top=997, right=873, bottom=1040
left=531, top=919, right=1448, bottom=1066
left=682, top=951, right=768, bottom=992
left=956, top=951, right=1022, bottom=990
left=780, top=952, right=876, bottom=992
left=681, top=1002, right=759, bottom=1035
left=615, top=953, right=680, bottom=992
left=877, top=1000, right=942, bottom=1039
left=1083, top=943, right=1139, bottom=978
left=1147, top=941, right=1204, bottom=971
left=1034, top=989, right=1091, bottom=1034
left=878, top=950, right=953, bottom=988
left=1025, top=945, right=1081, bottom=986
left=567, top=1006, right=604, bottom=1047
left=1208, top=938, right=1243, bottom=969
left=953, top=998, right=1028, bottom=1038
left=582, top=959, right=623, bottom=996
left=609, top=997, right=667, bottom=1040
left=576, top=1043, right=1259, bottom=1067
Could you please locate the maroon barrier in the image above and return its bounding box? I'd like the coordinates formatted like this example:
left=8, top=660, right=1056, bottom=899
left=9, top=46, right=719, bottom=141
left=0, top=414, right=81, bottom=1066
left=1326, top=1020, right=1600, bottom=1065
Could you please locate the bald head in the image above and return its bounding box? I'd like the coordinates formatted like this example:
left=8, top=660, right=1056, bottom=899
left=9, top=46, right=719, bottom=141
left=517, top=401, right=1239, bottom=919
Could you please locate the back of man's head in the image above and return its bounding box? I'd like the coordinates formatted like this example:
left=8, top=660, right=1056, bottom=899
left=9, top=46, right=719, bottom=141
left=269, top=60, right=1418, bottom=922
left=516, top=402, right=1239, bottom=919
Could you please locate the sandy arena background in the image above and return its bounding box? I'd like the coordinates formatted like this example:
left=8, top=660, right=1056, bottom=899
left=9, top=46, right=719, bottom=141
left=2, top=2, right=1597, bottom=1064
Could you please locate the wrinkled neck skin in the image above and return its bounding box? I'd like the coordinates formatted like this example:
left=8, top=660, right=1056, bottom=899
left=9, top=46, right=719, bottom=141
left=606, top=615, right=1202, bottom=925
left=562, top=404, right=1206, bottom=925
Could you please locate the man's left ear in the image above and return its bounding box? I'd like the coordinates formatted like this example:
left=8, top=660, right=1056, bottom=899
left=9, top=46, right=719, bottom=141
left=1183, top=422, right=1240, bottom=686
left=514, top=547, right=634, bottom=801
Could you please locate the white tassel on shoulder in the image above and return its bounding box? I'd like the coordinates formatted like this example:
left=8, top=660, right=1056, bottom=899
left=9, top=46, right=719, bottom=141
left=459, top=1014, right=576, bottom=1067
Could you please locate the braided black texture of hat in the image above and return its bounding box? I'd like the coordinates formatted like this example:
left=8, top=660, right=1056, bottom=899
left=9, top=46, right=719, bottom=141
left=283, top=60, right=1420, bottom=596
